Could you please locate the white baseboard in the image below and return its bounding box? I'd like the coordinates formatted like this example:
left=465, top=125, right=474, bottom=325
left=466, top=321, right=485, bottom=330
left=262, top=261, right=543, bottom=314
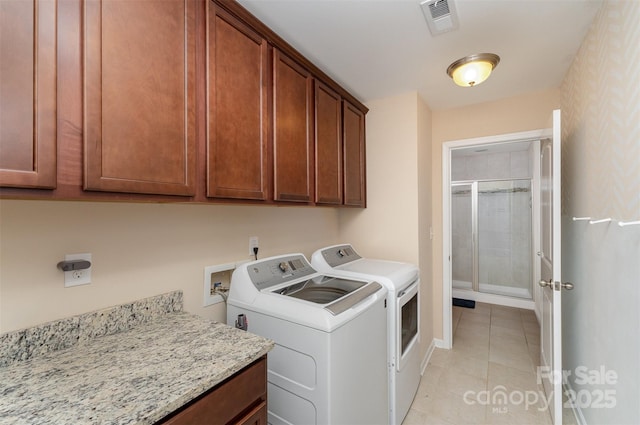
left=420, top=339, right=437, bottom=375
left=563, top=380, right=587, bottom=425
left=434, top=338, right=447, bottom=349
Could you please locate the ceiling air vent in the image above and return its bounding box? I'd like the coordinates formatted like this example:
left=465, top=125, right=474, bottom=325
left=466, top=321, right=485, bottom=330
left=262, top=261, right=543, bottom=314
left=420, top=0, right=459, bottom=36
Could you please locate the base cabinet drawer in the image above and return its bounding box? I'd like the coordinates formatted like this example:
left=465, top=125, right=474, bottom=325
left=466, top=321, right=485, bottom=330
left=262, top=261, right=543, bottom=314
left=235, top=402, right=267, bottom=425
left=158, top=356, right=267, bottom=425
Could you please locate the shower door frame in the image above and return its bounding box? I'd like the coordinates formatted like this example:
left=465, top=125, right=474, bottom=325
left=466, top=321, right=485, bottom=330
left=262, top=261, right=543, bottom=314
left=452, top=178, right=534, bottom=299
left=451, top=182, right=479, bottom=293
left=441, top=130, right=546, bottom=350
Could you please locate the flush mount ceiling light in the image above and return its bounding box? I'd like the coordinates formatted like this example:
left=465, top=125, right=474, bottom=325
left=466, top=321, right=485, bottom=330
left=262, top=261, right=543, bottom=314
left=446, top=53, right=500, bottom=87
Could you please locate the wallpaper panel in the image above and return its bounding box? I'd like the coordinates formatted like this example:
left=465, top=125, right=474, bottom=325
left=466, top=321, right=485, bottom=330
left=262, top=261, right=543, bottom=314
left=561, top=0, right=640, bottom=221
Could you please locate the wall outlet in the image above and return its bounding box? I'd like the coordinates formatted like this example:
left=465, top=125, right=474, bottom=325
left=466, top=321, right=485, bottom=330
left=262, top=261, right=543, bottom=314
left=64, top=253, right=92, bottom=287
left=249, top=236, right=259, bottom=257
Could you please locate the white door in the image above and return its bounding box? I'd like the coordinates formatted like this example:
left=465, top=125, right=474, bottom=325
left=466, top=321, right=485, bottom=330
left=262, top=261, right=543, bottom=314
left=539, top=109, right=569, bottom=424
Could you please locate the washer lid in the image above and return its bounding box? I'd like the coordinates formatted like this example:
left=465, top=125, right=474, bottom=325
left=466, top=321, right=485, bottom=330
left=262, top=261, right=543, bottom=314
left=337, top=258, right=419, bottom=288
left=272, top=276, right=381, bottom=315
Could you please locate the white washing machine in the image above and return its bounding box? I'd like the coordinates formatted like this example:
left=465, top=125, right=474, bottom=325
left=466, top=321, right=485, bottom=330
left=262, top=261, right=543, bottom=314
left=227, top=253, right=388, bottom=425
left=311, top=244, right=421, bottom=425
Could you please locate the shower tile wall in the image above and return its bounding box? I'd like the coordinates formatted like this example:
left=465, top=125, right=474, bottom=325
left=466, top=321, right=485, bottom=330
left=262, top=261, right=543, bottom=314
left=478, top=181, right=532, bottom=298
left=452, top=151, right=530, bottom=181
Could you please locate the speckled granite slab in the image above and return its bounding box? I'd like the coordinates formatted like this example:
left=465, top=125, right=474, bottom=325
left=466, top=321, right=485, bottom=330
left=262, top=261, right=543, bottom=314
left=0, top=312, right=273, bottom=425
left=0, top=291, right=183, bottom=367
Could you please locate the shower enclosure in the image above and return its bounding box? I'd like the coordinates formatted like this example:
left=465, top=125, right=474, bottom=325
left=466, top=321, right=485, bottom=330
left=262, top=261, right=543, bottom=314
left=451, top=179, right=533, bottom=299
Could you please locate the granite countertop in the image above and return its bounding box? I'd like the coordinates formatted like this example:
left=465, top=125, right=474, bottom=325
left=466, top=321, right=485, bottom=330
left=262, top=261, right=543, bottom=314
left=0, top=293, right=273, bottom=425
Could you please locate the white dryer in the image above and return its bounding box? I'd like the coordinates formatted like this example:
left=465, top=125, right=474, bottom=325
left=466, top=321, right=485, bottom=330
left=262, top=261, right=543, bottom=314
left=311, top=244, right=421, bottom=425
left=227, top=253, right=388, bottom=425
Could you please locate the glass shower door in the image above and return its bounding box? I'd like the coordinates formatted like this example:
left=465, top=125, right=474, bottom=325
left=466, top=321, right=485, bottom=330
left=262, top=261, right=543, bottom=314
left=451, top=183, right=475, bottom=291
left=477, top=180, right=532, bottom=298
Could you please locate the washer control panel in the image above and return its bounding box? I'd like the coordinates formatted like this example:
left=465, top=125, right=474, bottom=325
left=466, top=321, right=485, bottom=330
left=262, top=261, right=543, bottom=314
left=249, top=254, right=317, bottom=290
left=321, top=244, right=362, bottom=267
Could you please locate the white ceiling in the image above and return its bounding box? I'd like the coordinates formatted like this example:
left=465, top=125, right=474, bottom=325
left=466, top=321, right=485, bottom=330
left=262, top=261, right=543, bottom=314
left=237, top=0, right=603, bottom=110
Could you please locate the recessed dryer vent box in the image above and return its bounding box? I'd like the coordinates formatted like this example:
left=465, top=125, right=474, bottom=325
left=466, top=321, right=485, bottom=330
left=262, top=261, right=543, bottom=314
left=203, top=262, right=236, bottom=307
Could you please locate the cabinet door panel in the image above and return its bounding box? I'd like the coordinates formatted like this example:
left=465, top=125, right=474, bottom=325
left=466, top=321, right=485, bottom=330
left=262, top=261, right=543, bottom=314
left=0, top=0, right=56, bottom=189
left=273, top=49, right=313, bottom=202
left=208, top=5, right=269, bottom=200
left=343, top=101, right=366, bottom=207
left=84, top=0, right=196, bottom=195
left=314, top=81, right=342, bottom=205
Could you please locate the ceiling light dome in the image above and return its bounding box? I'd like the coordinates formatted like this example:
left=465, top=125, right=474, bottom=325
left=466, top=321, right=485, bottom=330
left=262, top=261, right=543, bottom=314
left=446, top=53, right=500, bottom=87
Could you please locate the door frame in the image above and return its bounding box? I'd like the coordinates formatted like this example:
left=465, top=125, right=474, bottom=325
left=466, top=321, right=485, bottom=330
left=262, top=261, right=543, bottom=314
left=441, top=129, right=549, bottom=349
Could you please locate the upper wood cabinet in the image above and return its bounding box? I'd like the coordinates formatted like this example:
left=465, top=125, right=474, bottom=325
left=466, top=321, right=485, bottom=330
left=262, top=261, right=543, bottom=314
left=314, top=81, right=343, bottom=205
left=83, top=0, right=196, bottom=196
left=0, top=0, right=56, bottom=189
left=273, top=49, right=314, bottom=203
left=1, top=0, right=367, bottom=207
left=207, top=4, right=270, bottom=201
left=343, top=101, right=366, bottom=207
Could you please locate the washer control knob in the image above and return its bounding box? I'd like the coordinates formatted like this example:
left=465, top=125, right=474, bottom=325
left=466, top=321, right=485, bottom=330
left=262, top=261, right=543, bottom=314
left=337, top=249, right=346, bottom=257
left=278, top=262, right=289, bottom=272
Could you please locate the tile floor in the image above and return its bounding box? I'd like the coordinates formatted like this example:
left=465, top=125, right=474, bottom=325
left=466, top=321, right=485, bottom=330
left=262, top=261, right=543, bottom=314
left=403, top=302, right=577, bottom=425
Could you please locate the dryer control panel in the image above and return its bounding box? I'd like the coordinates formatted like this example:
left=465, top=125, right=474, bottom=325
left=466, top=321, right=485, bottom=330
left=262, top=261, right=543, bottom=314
left=321, top=244, right=362, bottom=267
left=248, top=254, right=316, bottom=290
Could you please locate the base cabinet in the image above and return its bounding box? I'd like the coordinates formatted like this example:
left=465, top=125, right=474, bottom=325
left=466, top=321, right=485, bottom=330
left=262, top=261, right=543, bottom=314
left=159, top=356, right=267, bottom=425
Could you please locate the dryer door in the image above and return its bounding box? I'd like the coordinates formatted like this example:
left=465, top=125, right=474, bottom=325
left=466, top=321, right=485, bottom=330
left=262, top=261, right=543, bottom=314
left=397, top=279, right=420, bottom=371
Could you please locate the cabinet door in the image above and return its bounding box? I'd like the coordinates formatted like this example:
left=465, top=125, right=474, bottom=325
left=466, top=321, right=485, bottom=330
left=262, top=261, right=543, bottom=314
left=208, top=4, right=269, bottom=200
left=314, top=81, right=342, bottom=205
left=273, top=49, right=313, bottom=202
left=84, top=0, right=196, bottom=196
left=0, top=0, right=56, bottom=189
left=343, top=101, right=366, bottom=207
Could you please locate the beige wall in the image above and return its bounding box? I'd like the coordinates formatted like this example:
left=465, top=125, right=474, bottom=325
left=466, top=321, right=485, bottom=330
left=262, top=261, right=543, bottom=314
left=1, top=91, right=436, bottom=362
left=338, top=91, right=434, bottom=355
left=417, top=95, right=434, bottom=350
left=561, top=0, right=640, bottom=221
left=0, top=200, right=339, bottom=332
left=339, top=92, right=421, bottom=264
left=430, top=88, right=561, bottom=339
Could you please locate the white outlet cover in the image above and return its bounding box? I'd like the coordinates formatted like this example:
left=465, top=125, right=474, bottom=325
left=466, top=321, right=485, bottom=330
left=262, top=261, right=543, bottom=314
left=249, top=236, right=259, bottom=256
left=64, top=253, right=92, bottom=287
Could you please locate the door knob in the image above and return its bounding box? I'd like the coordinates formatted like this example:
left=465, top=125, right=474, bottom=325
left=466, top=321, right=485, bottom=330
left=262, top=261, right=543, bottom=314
left=539, top=279, right=552, bottom=288
left=561, top=282, right=574, bottom=290
left=537, top=251, right=543, bottom=257
left=539, top=279, right=574, bottom=290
